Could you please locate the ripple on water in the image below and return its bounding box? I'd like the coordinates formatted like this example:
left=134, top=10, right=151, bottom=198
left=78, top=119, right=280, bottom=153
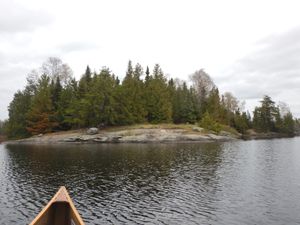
left=1, top=140, right=300, bottom=224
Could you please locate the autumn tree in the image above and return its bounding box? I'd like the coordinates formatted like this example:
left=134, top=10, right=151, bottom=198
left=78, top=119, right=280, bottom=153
left=26, top=74, right=58, bottom=134
left=5, top=59, right=297, bottom=139
left=41, top=57, right=73, bottom=86
left=190, top=69, right=216, bottom=115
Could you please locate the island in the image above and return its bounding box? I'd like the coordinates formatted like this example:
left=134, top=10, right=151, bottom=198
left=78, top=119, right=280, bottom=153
left=1, top=58, right=299, bottom=143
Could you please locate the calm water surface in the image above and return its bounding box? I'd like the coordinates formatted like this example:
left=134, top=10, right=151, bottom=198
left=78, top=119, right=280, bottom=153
left=1, top=138, right=300, bottom=225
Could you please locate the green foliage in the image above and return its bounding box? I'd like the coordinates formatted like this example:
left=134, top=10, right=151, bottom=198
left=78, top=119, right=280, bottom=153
left=281, top=112, right=295, bottom=135
left=171, top=81, right=199, bottom=123
left=58, top=78, right=79, bottom=129
left=253, top=95, right=278, bottom=132
left=205, top=88, right=221, bottom=120
left=294, top=119, right=300, bottom=134
left=199, top=112, right=221, bottom=133
left=233, top=111, right=250, bottom=134
left=121, top=61, right=147, bottom=123
left=253, top=95, right=295, bottom=135
left=26, top=74, right=58, bottom=135
left=144, top=64, right=172, bottom=123
left=6, top=90, right=32, bottom=138
left=5, top=58, right=297, bottom=139
left=78, top=65, right=92, bottom=98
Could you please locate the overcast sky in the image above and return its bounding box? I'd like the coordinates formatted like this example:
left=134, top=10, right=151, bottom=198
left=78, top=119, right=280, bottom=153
left=1, top=0, right=300, bottom=120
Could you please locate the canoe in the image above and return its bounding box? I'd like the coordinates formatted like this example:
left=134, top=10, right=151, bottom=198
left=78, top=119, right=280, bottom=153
left=29, top=186, right=85, bottom=225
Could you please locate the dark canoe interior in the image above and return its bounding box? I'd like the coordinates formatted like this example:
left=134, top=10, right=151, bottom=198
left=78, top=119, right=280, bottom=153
left=32, top=202, right=81, bottom=225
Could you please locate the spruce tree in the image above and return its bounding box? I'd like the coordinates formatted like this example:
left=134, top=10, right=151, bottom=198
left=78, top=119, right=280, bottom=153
left=144, top=64, right=172, bottom=123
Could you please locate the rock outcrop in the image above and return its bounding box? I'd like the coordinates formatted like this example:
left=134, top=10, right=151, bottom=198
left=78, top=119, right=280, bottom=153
left=4, top=128, right=238, bottom=144
left=86, top=128, right=99, bottom=135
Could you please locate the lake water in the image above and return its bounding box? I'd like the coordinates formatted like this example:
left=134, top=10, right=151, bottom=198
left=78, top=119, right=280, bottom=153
left=0, top=138, right=300, bottom=225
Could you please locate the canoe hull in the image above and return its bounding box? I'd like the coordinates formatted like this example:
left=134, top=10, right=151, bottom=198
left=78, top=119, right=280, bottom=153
left=30, top=186, right=85, bottom=225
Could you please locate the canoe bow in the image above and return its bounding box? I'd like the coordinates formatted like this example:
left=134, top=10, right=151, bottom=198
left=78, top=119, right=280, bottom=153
left=29, top=186, right=85, bottom=225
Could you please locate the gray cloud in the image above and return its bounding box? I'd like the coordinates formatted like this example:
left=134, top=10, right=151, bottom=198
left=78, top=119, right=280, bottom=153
left=0, top=67, right=28, bottom=120
left=58, top=42, right=100, bottom=53
left=0, top=1, right=52, bottom=34
left=217, top=26, right=300, bottom=117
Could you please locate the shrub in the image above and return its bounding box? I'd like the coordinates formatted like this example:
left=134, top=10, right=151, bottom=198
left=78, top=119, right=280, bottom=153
left=199, top=112, right=221, bottom=133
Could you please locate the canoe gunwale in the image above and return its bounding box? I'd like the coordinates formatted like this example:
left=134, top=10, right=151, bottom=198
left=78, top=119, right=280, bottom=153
left=29, top=186, right=85, bottom=225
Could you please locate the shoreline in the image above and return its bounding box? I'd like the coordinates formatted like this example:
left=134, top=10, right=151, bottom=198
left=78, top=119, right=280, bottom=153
left=242, top=132, right=295, bottom=140
left=2, top=126, right=297, bottom=145
left=3, top=126, right=238, bottom=145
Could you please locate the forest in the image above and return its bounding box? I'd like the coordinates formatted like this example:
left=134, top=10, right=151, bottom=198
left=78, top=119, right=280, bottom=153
left=1, top=57, right=299, bottom=139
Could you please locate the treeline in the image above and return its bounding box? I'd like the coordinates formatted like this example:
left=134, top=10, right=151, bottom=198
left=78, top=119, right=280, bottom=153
left=253, top=96, right=297, bottom=135
left=2, top=57, right=299, bottom=138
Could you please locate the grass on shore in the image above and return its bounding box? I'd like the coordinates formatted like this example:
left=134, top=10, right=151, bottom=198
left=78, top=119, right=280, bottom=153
left=103, top=123, right=199, bottom=132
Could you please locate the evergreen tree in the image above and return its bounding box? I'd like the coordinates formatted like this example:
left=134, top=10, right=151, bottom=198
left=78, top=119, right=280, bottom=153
left=199, top=111, right=221, bottom=133
left=233, top=111, right=249, bottom=134
left=121, top=61, right=146, bottom=123
left=58, top=78, right=79, bottom=129
left=145, top=66, right=150, bottom=78
left=26, top=74, right=58, bottom=134
left=85, top=65, right=92, bottom=83
left=144, top=64, right=172, bottom=123
left=5, top=60, right=297, bottom=139
left=6, top=90, right=32, bottom=138
left=253, top=95, right=278, bottom=132
left=50, top=77, right=62, bottom=111
left=281, top=112, right=295, bottom=135
left=171, top=82, right=199, bottom=123
left=78, top=65, right=92, bottom=98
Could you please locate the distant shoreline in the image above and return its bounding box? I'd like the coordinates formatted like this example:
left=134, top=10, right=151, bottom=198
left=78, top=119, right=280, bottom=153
left=242, top=132, right=296, bottom=140
left=3, top=125, right=238, bottom=144
left=2, top=124, right=298, bottom=145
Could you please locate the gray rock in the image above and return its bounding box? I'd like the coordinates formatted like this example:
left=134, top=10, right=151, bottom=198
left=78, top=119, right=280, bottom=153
left=207, top=133, right=232, bottom=141
left=192, top=127, right=204, bottom=132
left=93, top=137, right=107, bottom=143
left=62, top=137, right=80, bottom=142
left=219, top=131, right=232, bottom=137
left=87, top=127, right=99, bottom=135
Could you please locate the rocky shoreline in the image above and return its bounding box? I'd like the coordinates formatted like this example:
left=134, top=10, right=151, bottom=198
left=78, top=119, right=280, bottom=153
left=242, top=132, right=295, bottom=140
left=3, top=127, right=238, bottom=144
left=3, top=126, right=297, bottom=145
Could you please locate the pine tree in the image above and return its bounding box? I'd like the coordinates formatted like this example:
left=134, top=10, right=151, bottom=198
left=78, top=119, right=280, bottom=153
left=145, top=66, right=150, bottom=79
left=85, top=65, right=92, bottom=83
left=253, top=95, right=279, bottom=132
left=78, top=65, right=92, bottom=98
left=51, top=77, right=62, bottom=111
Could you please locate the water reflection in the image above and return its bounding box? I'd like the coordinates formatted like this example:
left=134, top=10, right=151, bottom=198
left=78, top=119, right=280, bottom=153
left=1, top=138, right=300, bottom=225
